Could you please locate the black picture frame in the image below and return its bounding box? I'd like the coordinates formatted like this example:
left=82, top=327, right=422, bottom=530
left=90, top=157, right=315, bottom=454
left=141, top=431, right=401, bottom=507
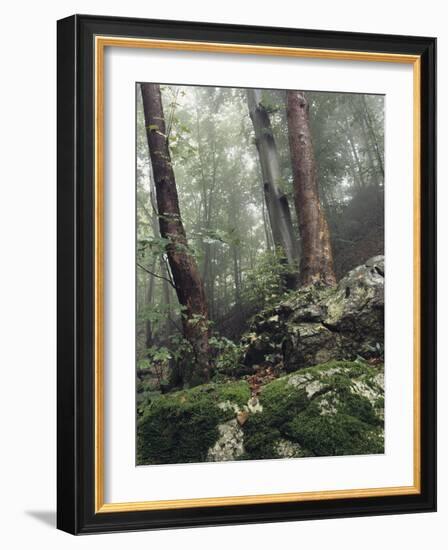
left=57, top=14, right=436, bottom=535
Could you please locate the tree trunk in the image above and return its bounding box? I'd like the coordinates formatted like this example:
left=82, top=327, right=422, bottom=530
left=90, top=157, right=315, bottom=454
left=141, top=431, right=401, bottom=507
left=342, top=118, right=366, bottom=188
left=144, top=258, right=157, bottom=349
left=261, top=195, right=273, bottom=251
left=358, top=114, right=378, bottom=185
left=247, top=89, right=299, bottom=286
left=141, top=83, right=210, bottom=387
left=208, top=245, right=217, bottom=320
left=233, top=244, right=241, bottom=304
left=286, top=90, right=336, bottom=287
left=361, top=96, right=384, bottom=178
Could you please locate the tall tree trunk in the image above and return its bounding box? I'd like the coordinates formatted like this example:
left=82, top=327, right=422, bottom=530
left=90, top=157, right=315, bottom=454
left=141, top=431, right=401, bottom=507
left=144, top=258, right=157, bottom=349
left=261, top=195, right=273, bottom=251
left=341, top=118, right=366, bottom=188
left=196, top=102, right=218, bottom=321
left=233, top=244, right=241, bottom=304
left=141, top=83, right=210, bottom=387
left=361, top=96, right=384, bottom=179
left=247, top=89, right=299, bottom=287
left=286, top=90, right=336, bottom=287
left=208, top=245, right=217, bottom=320
left=358, top=114, right=378, bottom=185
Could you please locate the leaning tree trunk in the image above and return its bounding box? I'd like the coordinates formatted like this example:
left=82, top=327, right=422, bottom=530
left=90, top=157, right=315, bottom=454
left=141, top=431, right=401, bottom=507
left=247, top=89, right=299, bottom=287
left=286, top=90, right=336, bottom=287
left=141, top=83, right=210, bottom=387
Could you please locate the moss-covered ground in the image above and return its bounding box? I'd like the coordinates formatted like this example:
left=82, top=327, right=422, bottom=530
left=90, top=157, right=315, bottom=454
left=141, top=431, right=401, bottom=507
left=137, top=361, right=384, bottom=464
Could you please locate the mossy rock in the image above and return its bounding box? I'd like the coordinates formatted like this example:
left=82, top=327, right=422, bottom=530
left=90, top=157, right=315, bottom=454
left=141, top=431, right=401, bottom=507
left=137, top=381, right=250, bottom=465
left=241, top=361, right=384, bottom=459
left=137, top=360, right=384, bottom=465
left=242, top=256, right=384, bottom=373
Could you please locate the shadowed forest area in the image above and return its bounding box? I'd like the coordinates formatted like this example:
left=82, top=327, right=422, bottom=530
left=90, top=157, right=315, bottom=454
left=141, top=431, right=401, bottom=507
left=136, top=84, right=385, bottom=465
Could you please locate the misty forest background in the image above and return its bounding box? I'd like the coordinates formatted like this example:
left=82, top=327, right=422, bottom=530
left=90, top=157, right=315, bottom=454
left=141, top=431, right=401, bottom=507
left=136, top=84, right=384, bottom=395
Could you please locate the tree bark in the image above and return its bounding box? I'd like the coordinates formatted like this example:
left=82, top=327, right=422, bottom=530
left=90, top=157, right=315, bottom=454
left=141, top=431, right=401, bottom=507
left=286, top=90, right=336, bottom=287
left=141, top=83, right=210, bottom=387
left=247, top=89, right=299, bottom=286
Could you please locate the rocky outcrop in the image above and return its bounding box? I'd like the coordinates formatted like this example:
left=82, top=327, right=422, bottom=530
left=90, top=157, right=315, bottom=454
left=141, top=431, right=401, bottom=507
left=137, top=360, right=384, bottom=464
left=242, top=256, right=384, bottom=373
left=137, top=258, right=385, bottom=466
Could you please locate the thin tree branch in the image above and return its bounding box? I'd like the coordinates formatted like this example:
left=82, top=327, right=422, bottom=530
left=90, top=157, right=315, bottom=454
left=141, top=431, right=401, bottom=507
left=137, top=262, right=177, bottom=290
left=160, top=254, right=176, bottom=288
left=167, top=316, right=183, bottom=335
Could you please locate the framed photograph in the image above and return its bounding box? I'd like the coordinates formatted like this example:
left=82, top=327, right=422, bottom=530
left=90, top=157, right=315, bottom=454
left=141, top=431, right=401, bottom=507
left=57, top=14, right=436, bottom=534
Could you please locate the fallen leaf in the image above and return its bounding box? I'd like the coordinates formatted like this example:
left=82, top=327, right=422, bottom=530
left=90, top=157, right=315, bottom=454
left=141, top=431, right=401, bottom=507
left=236, top=411, right=249, bottom=426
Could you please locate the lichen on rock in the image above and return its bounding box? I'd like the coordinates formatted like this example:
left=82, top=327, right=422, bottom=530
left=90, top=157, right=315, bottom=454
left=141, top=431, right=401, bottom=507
left=207, top=419, right=245, bottom=462
left=241, top=256, right=384, bottom=373
left=274, top=439, right=308, bottom=458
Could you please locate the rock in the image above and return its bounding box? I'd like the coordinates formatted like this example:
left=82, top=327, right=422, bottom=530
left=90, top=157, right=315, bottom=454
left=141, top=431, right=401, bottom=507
left=246, top=396, right=263, bottom=413
left=274, top=439, right=308, bottom=458
left=242, top=256, right=384, bottom=372
left=137, top=361, right=384, bottom=464
left=137, top=381, right=251, bottom=465
left=242, top=361, right=384, bottom=459
left=207, top=419, right=245, bottom=461
left=217, top=400, right=241, bottom=413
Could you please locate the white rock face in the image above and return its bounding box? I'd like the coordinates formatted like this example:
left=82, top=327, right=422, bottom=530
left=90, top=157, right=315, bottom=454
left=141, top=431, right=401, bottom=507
left=351, top=379, right=379, bottom=405
left=207, top=419, right=245, bottom=462
left=320, top=367, right=343, bottom=378
left=217, top=400, right=240, bottom=413
left=373, top=372, right=384, bottom=391
left=246, top=397, right=263, bottom=413
left=275, top=439, right=305, bottom=458
left=287, top=371, right=326, bottom=398
left=317, top=393, right=339, bottom=416
left=287, top=372, right=313, bottom=389
left=304, top=379, right=324, bottom=399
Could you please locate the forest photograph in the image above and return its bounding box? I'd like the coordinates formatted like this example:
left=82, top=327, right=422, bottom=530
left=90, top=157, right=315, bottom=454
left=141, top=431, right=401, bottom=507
left=135, top=82, right=385, bottom=466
